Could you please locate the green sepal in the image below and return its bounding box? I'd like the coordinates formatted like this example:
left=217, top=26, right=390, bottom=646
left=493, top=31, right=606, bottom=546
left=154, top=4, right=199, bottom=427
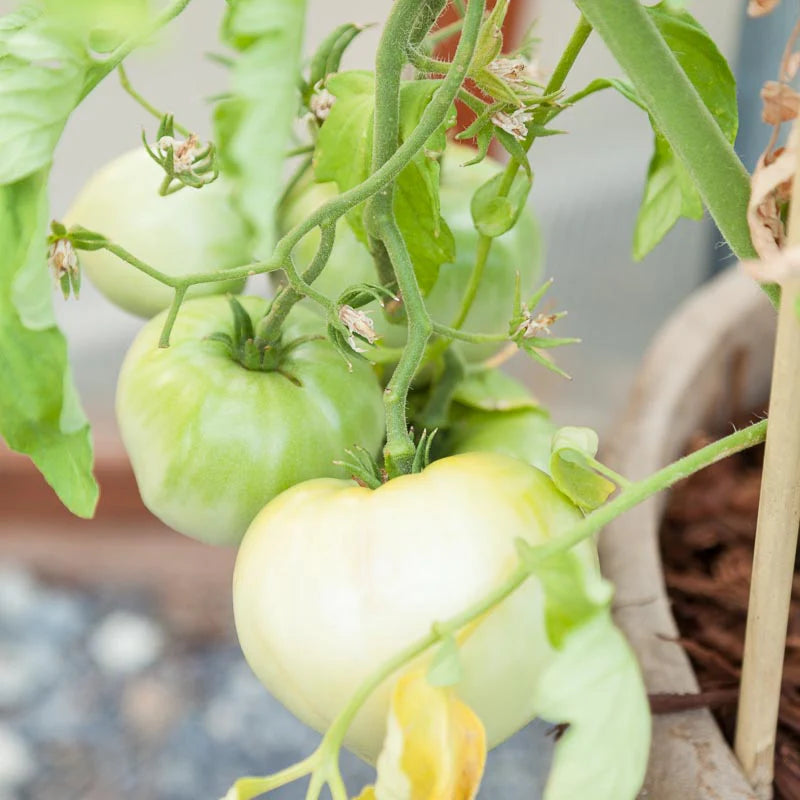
left=550, top=427, right=615, bottom=510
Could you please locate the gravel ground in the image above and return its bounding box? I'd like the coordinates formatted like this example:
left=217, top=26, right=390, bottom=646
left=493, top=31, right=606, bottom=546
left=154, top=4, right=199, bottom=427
left=0, top=565, right=553, bottom=800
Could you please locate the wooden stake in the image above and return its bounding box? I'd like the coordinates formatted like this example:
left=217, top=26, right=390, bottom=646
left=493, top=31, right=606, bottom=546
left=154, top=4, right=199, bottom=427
left=734, top=138, right=800, bottom=798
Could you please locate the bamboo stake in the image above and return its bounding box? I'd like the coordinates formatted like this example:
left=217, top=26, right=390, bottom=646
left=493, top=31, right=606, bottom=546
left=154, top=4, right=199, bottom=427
left=734, top=131, right=800, bottom=799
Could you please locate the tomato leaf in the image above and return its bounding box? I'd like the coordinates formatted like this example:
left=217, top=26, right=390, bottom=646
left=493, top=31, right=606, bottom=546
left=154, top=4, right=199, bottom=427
left=517, top=548, right=650, bottom=800
left=0, top=172, right=98, bottom=517
left=0, top=9, right=88, bottom=184
left=313, top=72, right=457, bottom=293
left=452, top=369, right=539, bottom=412
left=362, top=671, right=486, bottom=800
left=427, top=634, right=464, bottom=687
left=631, top=2, right=737, bottom=260
left=549, top=427, right=615, bottom=510
left=471, top=170, right=533, bottom=238
left=215, top=0, right=307, bottom=258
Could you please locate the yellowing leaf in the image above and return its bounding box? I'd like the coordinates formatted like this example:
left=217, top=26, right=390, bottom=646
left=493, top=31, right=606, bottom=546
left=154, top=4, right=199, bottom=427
left=367, top=671, right=486, bottom=800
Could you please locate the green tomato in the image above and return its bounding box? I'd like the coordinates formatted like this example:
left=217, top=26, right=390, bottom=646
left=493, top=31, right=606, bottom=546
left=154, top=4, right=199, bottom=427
left=116, top=295, right=385, bottom=546
left=233, top=452, right=597, bottom=762
left=64, top=148, right=250, bottom=318
left=278, top=144, right=541, bottom=362
left=446, top=407, right=556, bottom=476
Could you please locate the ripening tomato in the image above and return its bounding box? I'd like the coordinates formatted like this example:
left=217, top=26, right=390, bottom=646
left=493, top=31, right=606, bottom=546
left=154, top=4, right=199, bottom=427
left=65, top=148, right=250, bottom=317
left=233, top=452, right=597, bottom=762
left=116, top=295, right=386, bottom=546
left=278, top=144, right=541, bottom=362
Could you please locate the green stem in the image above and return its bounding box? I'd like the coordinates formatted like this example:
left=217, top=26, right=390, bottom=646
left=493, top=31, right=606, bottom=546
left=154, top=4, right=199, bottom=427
left=572, top=0, right=778, bottom=308
left=81, top=0, right=194, bottom=100
left=117, top=65, right=192, bottom=137
left=159, top=285, right=187, bottom=347
left=407, top=47, right=451, bottom=74
left=426, top=15, right=592, bottom=366
left=431, top=321, right=506, bottom=342
left=370, top=0, right=485, bottom=476
left=223, top=755, right=319, bottom=800
left=257, top=225, right=337, bottom=342
left=427, top=18, right=464, bottom=46
left=322, top=417, right=768, bottom=751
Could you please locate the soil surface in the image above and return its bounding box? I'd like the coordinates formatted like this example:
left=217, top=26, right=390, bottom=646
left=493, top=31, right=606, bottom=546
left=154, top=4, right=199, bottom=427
left=659, top=424, right=800, bottom=799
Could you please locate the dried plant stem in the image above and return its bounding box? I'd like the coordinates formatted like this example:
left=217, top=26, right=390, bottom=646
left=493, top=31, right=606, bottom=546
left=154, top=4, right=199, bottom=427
left=735, top=125, right=800, bottom=799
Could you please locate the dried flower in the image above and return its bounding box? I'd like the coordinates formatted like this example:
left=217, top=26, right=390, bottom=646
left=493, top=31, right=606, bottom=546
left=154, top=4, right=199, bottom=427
left=310, top=89, right=336, bottom=122
left=157, top=133, right=201, bottom=173
left=48, top=238, right=80, bottom=299
left=761, top=81, right=800, bottom=125
left=490, top=108, right=533, bottom=142
left=338, top=305, right=378, bottom=352
left=487, top=58, right=546, bottom=87
left=514, top=308, right=559, bottom=340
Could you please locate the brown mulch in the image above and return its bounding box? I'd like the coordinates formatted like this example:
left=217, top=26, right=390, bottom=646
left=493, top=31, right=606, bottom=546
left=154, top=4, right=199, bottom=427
left=659, top=427, right=800, bottom=799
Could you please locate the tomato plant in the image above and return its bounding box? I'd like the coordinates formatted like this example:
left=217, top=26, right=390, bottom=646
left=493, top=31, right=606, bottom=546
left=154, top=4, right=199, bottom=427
left=64, top=148, right=250, bottom=317
left=116, top=295, right=385, bottom=545
left=0, top=1, right=780, bottom=799
left=232, top=452, right=598, bottom=761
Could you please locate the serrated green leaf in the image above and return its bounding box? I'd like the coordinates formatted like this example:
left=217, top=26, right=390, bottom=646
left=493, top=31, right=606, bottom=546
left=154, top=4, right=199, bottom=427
left=427, top=635, right=464, bottom=687
left=550, top=427, right=615, bottom=511
left=452, top=369, right=539, bottom=412
left=0, top=12, right=88, bottom=184
left=470, top=170, right=532, bottom=238
left=0, top=172, right=98, bottom=517
left=632, top=1, right=736, bottom=260
left=215, top=0, right=307, bottom=258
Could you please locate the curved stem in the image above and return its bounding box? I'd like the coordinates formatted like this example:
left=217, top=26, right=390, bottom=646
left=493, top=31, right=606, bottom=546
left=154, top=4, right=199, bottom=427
left=370, top=0, right=485, bottom=476
left=431, top=321, right=507, bottom=343
left=223, top=754, right=319, bottom=800
left=425, top=15, right=592, bottom=367
left=257, top=224, right=337, bottom=343
left=117, top=65, right=192, bottom=137
left=159, top=285, right=187, bottom=347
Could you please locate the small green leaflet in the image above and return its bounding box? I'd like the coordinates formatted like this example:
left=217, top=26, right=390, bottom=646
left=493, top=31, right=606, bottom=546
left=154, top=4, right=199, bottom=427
left=215, top=0, right=307, bottom=259
left=0, top=173, right=98, bottom=517
left=471, top=170, right=533, bottom=239
left=549, top=427, right=615, bottom=511
left=0, top=9, right=88, bottom=184
left=632, top=2, right=737, bottom=260
left=314, top=71, right=457, bottom=294
left=519, top=546, right=650, bottom=800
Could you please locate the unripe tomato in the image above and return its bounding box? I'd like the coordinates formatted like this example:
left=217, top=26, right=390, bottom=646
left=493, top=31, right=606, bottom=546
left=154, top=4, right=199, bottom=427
left=278, top=144, right=541, bottom=362
left=233, top=452, right=597, bottom=762
left=116, top=295, right=385, bottom=546
left=65, top=148, right=250, bottom=318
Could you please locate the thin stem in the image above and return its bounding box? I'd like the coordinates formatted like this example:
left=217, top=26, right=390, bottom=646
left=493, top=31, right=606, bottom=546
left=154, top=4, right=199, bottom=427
left=431, top=321, right=506, bottom=343
left=257, top=225, right=337, bottom=343
left=452, top=0, right=466, bottom=15
left=585, top=456, right=632, bottom=489
left=735, top=126, right=800, bottom=796
left=159, top=285, right=187, bottom=347
left=425, top=15, right=592, bottom=366
left=80, top=0, right=194, bottom=100
left=370, top=0, right=485, bottom=476
left=407, top=46, right=451, bottom=74
left=223, top=755, right=319, bottom=800
left=117, top=65, right=191, bottom=137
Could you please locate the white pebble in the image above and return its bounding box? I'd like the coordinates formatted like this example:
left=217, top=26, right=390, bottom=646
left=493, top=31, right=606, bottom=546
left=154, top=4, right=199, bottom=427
left=89, top=611, right=164, bottom=676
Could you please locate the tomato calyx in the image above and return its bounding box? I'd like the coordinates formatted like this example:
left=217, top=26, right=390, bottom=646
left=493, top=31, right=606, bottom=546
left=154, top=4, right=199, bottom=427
left=207, top=296, right=321, bottom=379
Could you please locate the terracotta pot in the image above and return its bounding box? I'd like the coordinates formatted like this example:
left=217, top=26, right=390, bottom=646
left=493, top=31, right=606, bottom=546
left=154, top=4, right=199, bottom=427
left=601, top=267, right=776, bottom=799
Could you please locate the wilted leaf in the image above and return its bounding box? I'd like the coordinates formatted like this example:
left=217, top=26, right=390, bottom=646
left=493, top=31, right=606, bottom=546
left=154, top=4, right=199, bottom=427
left=550, top=427, right=615, bottom=510
left=362, top=671, right=486, bottom=800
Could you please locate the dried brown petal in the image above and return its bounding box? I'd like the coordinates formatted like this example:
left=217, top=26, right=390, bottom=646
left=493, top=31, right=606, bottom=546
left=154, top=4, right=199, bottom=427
left=762, top=81, right=800, bottom=125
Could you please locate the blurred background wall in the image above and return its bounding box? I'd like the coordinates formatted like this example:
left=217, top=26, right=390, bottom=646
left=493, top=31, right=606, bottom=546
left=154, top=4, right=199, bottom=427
left=0, top=0, right=769, bottom=434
